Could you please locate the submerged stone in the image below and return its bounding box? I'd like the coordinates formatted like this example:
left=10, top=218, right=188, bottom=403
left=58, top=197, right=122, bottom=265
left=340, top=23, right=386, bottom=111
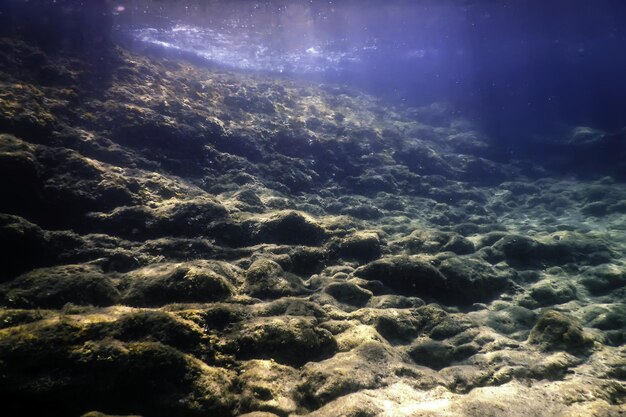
left=230, top=316, right=337, bottom=367
left=528, top=310, right=595, bottom=354
left=354, top=256, right=447, bottom=299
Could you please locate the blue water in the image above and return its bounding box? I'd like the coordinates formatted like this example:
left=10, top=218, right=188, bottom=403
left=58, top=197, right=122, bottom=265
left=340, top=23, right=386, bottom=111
left=115, top=0, right=626, bottom=146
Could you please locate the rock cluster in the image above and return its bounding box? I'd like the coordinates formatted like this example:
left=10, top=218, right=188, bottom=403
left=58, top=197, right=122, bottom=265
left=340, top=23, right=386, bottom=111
left=0, top=36, right=624, bottom=416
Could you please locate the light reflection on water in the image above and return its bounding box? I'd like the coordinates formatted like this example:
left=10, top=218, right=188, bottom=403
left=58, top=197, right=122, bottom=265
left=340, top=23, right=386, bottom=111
left=133, top=23, right=384, bottom=74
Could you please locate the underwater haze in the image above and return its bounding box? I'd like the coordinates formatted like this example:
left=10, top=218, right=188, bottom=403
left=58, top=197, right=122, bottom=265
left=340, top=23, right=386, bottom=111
left=123, top=0, right=626, bottom=143
left=0, top=1, right=625, bottom=417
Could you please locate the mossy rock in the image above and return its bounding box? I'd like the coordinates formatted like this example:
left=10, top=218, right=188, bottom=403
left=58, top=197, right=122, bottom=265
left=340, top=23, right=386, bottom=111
left=248, top=211, right=326, bottom=246
left=437, top=257, right=510, bottom=304
left=336, top=231, right=382, bottom=262
left=323, top=282, right=373, bottom=307
left=2, top=264, right=119, bottom=308
left=350, top=308, right=422, bottom=344
left=88, top=198, right=228, bottom=240
left=245, top=259, right=310, bottom=299
left=0, top=324, right=236, bottom=417
left=407, top=337, right=455, bottom=370
left=89, top=310, right=205, bottom=353
left=230, top=316, right=337, bottom=367
left=528, top=310, right=595, bottom=354
left=0, top=214, right=50, bottom=280
left=493, top=233, right=612, bottom=267
left=579, top=264, right=626, bottom=295
left=297, top=341, right=397, bottom=408
left=238, top=359, right=299, bottom=416
left=520, top=278, right=577, bottom=308
left=122, top=261, right=238, bottom=307
left=354, top=256, right=447, bottom=299
left=482, top=305, right=537, bottom=338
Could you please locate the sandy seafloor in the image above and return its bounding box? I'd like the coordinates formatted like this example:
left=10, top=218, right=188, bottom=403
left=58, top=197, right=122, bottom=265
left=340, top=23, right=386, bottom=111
left=0, top=35, right=624, bottom=417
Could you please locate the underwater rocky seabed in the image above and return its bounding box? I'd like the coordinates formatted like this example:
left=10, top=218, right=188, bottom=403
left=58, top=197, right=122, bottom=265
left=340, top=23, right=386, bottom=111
left=0, top=36, right=625, bottom=417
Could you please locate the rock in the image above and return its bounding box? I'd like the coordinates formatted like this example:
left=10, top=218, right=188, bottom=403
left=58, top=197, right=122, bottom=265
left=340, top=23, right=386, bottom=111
left=528, top=310, right=595, bottom=353
left=350, top=308, right=422, bottom=344
left=336, top=231, right=382, bottom=261
left=231, top=316, right=337, bottom=367
left=238, top=360, right=299, bottom=416
left=492, top=235, right=543, bottom=266
left=245, top=259, right=310, bottom=299
left=238, top=412, right=281, bottom=417
left=298, top=341, right=398, bottom=408
left=520, top=278, right=577, bottom=308
left=493, top=232, right=612, bottom=267
left=477, top=305, right=537, bottom=339
left=334, top=324, right=386, bottom=351
left=408, top=337, right=455, bottom=370
left=440, top=365, right=490, bottom=393
left=233, top=188, right=265, bottom=212
left=437, top=257, right=511, bottom=304
left=428, top=316, right=473, bottom=340
left=323, top=282, right=373, bottom=307
left=2, top=264, right=119, bottom=308
left=257, top=298, right=327, bottom=320
left=579, top=264, right=626, bottom=295
left=0, top=319, right=235, bottom=416
left=354, top=256, right=448, bottom=299
left=367, top=294, right=424, bottom=309
left=288, top=246, right=328, bottom=275
left=2, top=34, right=626, bottom=417
left=346, top=174, right=397, bottom=194
left=441, top=235, right=476, bottom=255
left=122, top=261, right=239, bottom=306
left=394, top=145, right=454, bottom=177
left=583, top=304, right=626, bottom=332
left=340, top=204, right=384, bottom=220
left=248, top=211, right=326, bottom=246
left=0, top=214, right=50, bottom=280
left=89, top=310, right=204, bottom=352
left=88, top=198, right=228, bottom=240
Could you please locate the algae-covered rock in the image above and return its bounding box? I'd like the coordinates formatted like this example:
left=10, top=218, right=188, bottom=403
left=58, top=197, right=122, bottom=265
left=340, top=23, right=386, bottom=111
left=231, top=316, right=337, bottom=367
left=337, top=231, right=382, bottom=261
left=298, top=341, right=398, bottom=407
left=323, top=281, right=373, bottom=307
left=89, top=310, right=205, bottom=353
left=579, top=263, right=626, bottom=295
left=88, top=198, right=228, bottom=240
left=437, top=256, right=511, bottom=304
left=245, top=259, right=310, bottom=299
left=248, top=211, right=326, bottom=246
left=520, top=278, right=578, bottom=308
left=122, top=261, right=239, bottom=306
left=493, top=232, right=612, bottom=267
left=0, top=320, right=235, bottom=417
left=528, top=310, right=595, bottom=353
left=2, top=264, right=119, bottom=308
left=407, top=337, right=455, bottom=370
left=0, top=214, right=50, bottom=280
left=1, top=32, right=625, bottom=417
left=350, top=308, right=423, bottom=344
left=354, top=255, right=447, bottom=299
left=238, top=359, right=299, bottom=416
